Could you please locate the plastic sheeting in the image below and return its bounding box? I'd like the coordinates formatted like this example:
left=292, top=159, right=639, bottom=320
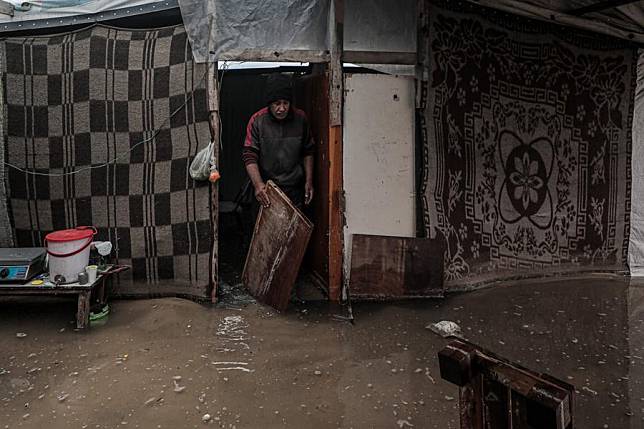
left=629, top=50, right=644, bottom=276
left=178, top=0, right=330, bottom=63
left=0, top=0, right=164, bottom=22
left=344, top=0, right=416, bottom=53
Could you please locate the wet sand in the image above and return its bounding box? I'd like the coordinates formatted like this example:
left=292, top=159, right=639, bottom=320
left=1, top=275, right=643, bottom=428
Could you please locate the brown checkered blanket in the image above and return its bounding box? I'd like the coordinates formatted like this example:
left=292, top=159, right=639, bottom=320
left=2, top=24, right=214, bottom=300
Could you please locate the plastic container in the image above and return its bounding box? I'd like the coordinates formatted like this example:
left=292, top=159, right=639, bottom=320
left=45, top=226, right=96, bottom=283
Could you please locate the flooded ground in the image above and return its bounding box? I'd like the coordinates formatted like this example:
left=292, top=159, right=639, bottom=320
left=1, top=274, right=643, bottom=428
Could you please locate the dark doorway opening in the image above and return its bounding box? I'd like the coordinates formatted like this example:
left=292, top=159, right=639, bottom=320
left=216, top=63, right=331, bottom=304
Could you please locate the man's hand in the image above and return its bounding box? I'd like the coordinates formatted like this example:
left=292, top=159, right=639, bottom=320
left=255, top=182, right=270, bottom=208
left=305, top=181, right=314, bottom=205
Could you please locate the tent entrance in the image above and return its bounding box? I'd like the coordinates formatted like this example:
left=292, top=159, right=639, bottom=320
left=216, top=64, right=332, bottom=303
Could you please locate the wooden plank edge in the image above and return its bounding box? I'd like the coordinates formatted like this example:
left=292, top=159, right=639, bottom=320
left=207, top=61, right=220, bottom=304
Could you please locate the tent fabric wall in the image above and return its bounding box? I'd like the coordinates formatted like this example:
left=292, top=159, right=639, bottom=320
left=422, top=0, right=637, bottom=289
left=2, top=24, right=214, bottom=300
left=629, top=51, right=644, bottom=276
left=0, top=49, right=13, bottom=247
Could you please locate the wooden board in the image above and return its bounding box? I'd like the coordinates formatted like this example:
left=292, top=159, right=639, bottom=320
left=439, top=339, right=575, bottom=429
left=349, top=234, right=444, bottom=299
left=295, top=71, right=331, bottom=292
left=242, top=181, right=314, bottom=311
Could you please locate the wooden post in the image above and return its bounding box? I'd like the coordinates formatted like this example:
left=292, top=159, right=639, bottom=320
left=76, top=291, right=90, bottom=329
left=206, top=61, right=220, bottom=303
left=328, top=0, right=344, bottom=301
left=329, top=0, right=343, bottom=127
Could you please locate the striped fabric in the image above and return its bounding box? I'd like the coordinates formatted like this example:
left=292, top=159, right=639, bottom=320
left=2, top=24, right=214, bottom=300
left=0, top=47, right=13, bottom=247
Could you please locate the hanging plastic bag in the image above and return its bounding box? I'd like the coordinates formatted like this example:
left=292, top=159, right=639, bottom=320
left=190, top=141, right=215, bottom=181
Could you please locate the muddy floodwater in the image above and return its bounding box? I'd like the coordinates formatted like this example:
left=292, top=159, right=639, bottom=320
left=1, top=275, right=644, bottom=428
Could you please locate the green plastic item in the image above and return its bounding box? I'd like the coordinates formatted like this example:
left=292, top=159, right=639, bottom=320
left=89, top=304, right=110, bottom=321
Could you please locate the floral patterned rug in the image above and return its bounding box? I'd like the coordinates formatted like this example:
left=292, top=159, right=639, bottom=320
left=422, top=0, right=638, bottom=288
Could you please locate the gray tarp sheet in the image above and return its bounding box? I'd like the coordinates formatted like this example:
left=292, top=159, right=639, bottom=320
left=178, top=0, right=331, bottom=63
left=177, top=0, right=419, bottom=63
left=630, top=50, right=644, bottom=276
left=0, top=0, right=163, bottom=22
left=343, top=0, right=416, bottom=53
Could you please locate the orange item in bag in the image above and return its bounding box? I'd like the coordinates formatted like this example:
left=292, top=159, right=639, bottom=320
left=209, top=170, right=221, bottom=183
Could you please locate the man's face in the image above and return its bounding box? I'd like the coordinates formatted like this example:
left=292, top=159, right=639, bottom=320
left=270, top=99, right=290, bottom=120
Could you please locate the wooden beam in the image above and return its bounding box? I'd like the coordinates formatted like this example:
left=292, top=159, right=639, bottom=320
left=343, top=51, right=417, bottom=65
left=329, top=0, right=344, bottom=127
left=206, top=61, right=219, bottom=303
left=216, top=49, right=330, bottom=63
left=327, top=0, right=344, bottom=302
left=328, top=124, right=344, bottom=301
left=566, top=0, right=642, bottom=16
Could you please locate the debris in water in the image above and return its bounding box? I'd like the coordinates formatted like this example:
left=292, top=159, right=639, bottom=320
left=202, top=413, right=211, bottom=423
left=397, top=419, right=414, bottom=428
left=425, top=368, right=436, bottom=384
left=144, top=397, right=157, bottom=406
left=314, top=370, right=322, bottom=376
left=426, top=321, right=462, bottom=338
left=16, top=333, right=27, bottom=338
left=216, top=367, right=255, bottom=373
left=57, top=393, right=69, bottom=403
left=173, top=380, right=186, bottom=393
left=582, top=386, right=598, bottom=396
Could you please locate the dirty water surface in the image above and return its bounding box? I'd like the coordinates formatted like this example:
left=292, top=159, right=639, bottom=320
left=0, top=275, right=642, bottom=428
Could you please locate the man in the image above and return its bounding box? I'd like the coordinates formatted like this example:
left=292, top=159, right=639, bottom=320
left=242, top=74, right=315, bottom=210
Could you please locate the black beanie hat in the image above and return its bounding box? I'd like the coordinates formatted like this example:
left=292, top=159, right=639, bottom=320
left=265, top=74, right=293, bottom=105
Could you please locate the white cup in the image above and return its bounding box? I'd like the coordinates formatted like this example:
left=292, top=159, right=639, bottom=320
left=86, top=265, right=98, bottom=283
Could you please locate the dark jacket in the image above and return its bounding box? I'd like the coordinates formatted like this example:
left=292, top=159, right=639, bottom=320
left=242, top=107, right=315, bottom=188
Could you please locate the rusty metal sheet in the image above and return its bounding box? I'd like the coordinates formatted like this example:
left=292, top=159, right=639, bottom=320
left=242, top=181, right=313, bottom=312
left=349, top=234, right=444, bottom=299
